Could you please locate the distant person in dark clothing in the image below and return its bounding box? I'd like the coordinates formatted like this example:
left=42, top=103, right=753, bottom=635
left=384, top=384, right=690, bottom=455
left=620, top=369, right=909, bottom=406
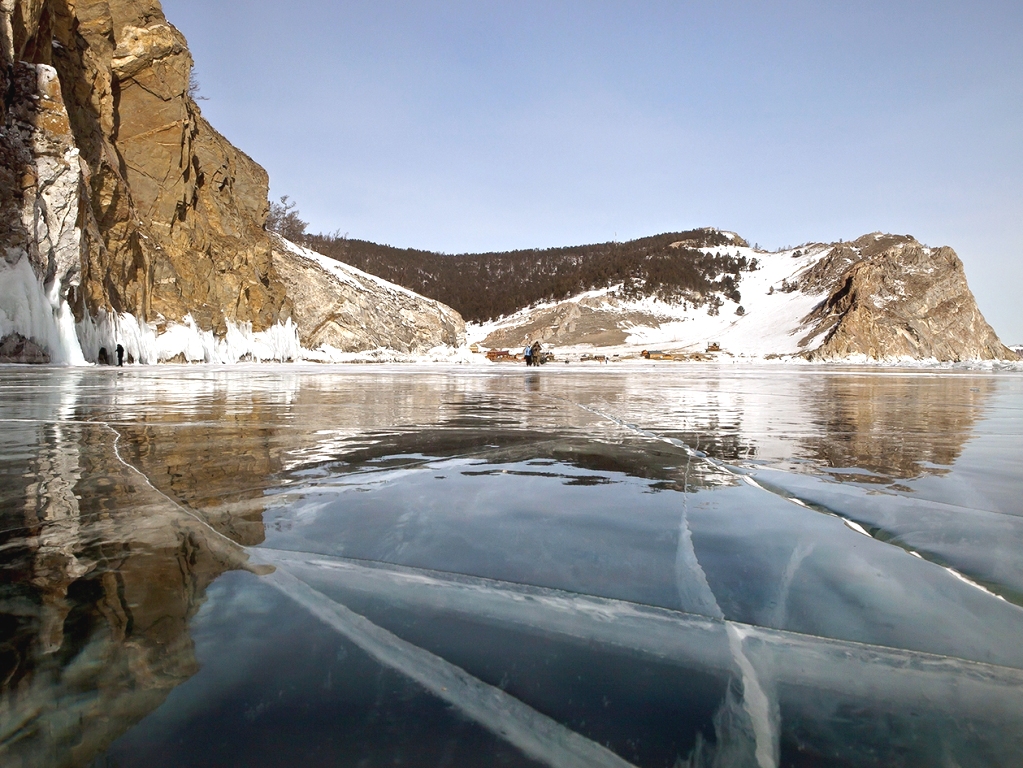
left=523, top=342, right=532, bottom=367
left=116, top=344, right=124, bottom=367
left=531, top=341, right=542, bottom=365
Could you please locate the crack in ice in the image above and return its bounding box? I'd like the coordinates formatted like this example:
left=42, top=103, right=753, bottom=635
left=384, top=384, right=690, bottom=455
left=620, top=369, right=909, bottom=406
left=257, top=562, right=639, bottom=768
left=553, top=398, right=1017, bottom=607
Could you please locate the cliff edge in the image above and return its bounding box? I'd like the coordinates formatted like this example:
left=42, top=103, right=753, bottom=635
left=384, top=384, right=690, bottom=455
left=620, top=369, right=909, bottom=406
left=799, top=234, right=1013, bottom=361
left=1, top=0, right=293, bottom=363
left=0, top=0, right=464, bottom=363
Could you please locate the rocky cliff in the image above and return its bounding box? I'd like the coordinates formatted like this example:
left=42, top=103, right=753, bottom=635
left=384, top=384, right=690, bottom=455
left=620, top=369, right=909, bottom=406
left=798, top=234, right=1012, bottom=361
left=1, top=0, right=290, bottom=358
left=0, top=0, right=464, bottom=364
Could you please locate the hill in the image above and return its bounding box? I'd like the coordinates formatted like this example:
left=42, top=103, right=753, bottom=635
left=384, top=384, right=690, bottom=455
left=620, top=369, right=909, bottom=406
left=304, top=229, right=758, bottom=323
left=464, top=233, right=1014, bottom=362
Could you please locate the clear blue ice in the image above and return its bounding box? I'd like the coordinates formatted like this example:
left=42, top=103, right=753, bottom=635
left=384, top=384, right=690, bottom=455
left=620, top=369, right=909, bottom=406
left=2, top=364, right=1021, bottom=767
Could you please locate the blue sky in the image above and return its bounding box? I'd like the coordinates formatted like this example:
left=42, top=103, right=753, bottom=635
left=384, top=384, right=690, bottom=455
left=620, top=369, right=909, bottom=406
left=162, top=0, right=1022, bottom=342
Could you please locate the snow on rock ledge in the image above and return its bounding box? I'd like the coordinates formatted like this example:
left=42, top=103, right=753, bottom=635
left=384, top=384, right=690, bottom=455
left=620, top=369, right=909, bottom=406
left=271, top=236, right=466, bottom=355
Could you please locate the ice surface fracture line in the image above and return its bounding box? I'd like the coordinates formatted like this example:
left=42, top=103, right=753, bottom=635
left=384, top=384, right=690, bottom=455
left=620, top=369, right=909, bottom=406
left=99, top=422, right=633, bottom=766
left=559, top=398, right=1010, bottom=604
left=257, top=545, right=727, bottom=623
left=102, top=422, right=633, bottom=766
left=727, top=624, right=779, bottom=768
left=100, top=423, right=250, bottom=555
left=258, top=562, right=638, bottom=768
left=546, top=396, right=777, bottom=766
left=674, top=429, right=725, bottom=619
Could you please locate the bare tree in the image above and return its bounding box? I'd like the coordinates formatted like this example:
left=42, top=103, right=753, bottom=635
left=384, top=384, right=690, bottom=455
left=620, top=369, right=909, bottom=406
left=266, top=195, right=308, bottom=242
left=188, top=70, right=208, bottom=101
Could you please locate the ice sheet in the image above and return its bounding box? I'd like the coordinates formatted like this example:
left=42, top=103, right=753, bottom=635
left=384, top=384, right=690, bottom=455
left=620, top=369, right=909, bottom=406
left=3, top=364, right=1022, bottom=767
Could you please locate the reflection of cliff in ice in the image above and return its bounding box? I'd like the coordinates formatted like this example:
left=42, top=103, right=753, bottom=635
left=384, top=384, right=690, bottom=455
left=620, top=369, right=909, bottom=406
left=796, top=372, right=997, bottom=482
left=275, top=371, right=737, bottom=491
left=588, top=368, right=994, bottom=482
left=0, top=373, right=259, bottom=768
left=1, top=366, right=1021, bottom=768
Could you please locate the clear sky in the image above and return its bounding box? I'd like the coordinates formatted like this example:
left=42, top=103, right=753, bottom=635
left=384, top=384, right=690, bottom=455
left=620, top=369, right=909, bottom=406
left=161, top=0, right=1022, bottom=342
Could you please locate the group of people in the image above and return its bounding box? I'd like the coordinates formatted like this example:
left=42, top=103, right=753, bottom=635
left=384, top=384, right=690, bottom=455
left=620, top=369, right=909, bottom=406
left=523, top=340, right=544, bottom=366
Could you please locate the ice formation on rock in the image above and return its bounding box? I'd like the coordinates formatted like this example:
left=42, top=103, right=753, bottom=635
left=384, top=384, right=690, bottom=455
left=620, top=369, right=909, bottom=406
left=0, top=1, right=466, bottom=366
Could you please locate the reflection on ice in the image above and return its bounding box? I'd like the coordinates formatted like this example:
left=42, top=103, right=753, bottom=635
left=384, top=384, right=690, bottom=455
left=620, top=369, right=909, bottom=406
left=265, top=451, right=1023, bottom=668
left=257, top=549, right=1023, bottom=768
left=1, top=364, right=1021, bottom=767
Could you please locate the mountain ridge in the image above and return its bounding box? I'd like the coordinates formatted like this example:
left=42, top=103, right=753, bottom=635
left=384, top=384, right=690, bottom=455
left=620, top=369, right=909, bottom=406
left=318, top=230, right=1011, bottom=362
left=304, top=227, right=755, bottom=324
left=0, top=1, right=1012, bottom=365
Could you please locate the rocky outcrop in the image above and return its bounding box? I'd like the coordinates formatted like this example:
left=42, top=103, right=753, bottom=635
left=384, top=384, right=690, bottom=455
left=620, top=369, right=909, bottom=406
left=479, top=296, right=658, bottom=349
left=800, top=234, right=1013, bottom=361
left=272, top=237, right=465, bottom=353
left=0, top=332, right=50, bottom=362
left=1, top=0, right=290, bottom=362
left=0, top=0, right=468, bottom=364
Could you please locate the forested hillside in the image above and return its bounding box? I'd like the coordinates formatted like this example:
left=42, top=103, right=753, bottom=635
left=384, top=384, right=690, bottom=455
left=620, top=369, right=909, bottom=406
left=303, top=229, right=759, bottom=323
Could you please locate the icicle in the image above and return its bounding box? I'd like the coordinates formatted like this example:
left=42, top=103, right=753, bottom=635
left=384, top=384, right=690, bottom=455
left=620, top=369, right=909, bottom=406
left=0, top=255, right=87, bottom=364
left=74, top=309, right=301, bottom=365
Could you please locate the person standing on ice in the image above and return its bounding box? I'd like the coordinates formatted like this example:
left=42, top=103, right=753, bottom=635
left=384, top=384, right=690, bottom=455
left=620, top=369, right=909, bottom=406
left=523, top=341, right=533, bottom=366
left=116, top=344, right=124, bottom=366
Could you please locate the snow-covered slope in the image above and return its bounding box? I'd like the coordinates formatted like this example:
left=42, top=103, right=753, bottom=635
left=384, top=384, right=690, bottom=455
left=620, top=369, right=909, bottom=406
left=471, top=234, right=1013, bottom=362
left=271, top=236, right=466, bottom=357
left=470, top=244, right=831, bottom=358
left=624, top=244, right=829, bottom=355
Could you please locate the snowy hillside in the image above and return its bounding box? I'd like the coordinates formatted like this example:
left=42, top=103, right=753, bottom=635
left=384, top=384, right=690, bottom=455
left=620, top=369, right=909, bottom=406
left=470, top=244, right=833, bottom=358
left=622, top=244, right=830, bottom=355
left=469, top=233, right=1014, bottom=362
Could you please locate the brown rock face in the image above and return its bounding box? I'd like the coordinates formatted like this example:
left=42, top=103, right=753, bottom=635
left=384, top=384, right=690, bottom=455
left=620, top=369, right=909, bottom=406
left=1, top=0, right=290, bottom=360
left=272, top=237, right=465, bottom=353
left=801, top=234, right=1014, bottom=361
left=0, top=332, right=50, bottom=362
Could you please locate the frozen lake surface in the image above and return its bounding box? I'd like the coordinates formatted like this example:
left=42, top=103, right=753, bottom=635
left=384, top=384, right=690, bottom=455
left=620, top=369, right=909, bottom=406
left=1, top=363, right=1022, bottom=767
